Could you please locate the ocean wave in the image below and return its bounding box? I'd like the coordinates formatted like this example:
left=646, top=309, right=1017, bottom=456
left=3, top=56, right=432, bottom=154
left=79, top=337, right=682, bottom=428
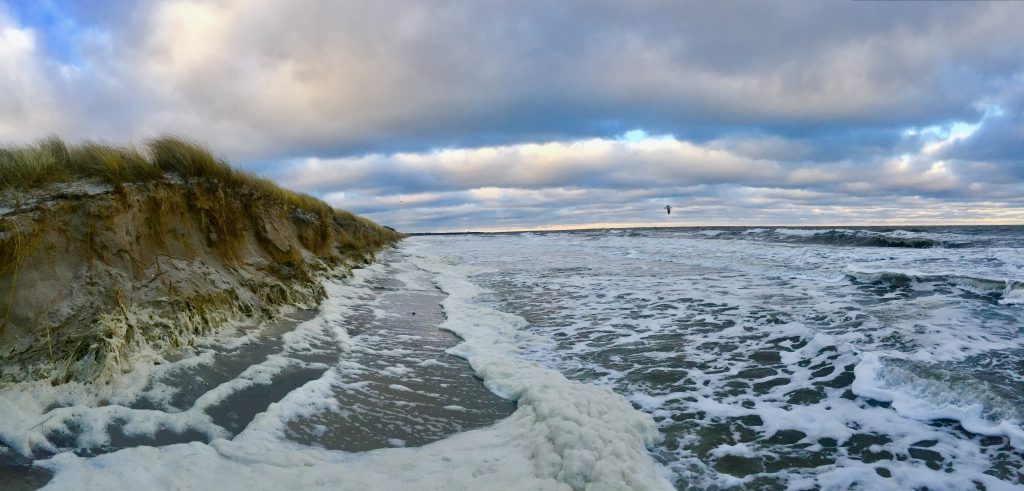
left=846, top=268, right=1023, bottom=305
left=688, top=227, right=970, bottom=249
left=853, top=353, right=1024, bottom=449
left=771, top=227, right=823, bottom=237
left=1001, top=287, right=1024, bottom=305
left=408, top=231, right=1024, bottom=488
left=778, top=229, right=962, bottom=248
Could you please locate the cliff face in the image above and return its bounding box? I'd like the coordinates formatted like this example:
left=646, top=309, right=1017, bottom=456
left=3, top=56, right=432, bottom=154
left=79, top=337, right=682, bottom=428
left=0, top=179, right=402, bottom=384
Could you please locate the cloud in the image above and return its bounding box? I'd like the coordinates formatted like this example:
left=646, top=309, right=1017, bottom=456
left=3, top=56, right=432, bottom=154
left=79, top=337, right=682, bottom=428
left=278, top=135, right=784, bottom=195
left=940, top=95, right=1024, bottom=166
left=0, top=7, right=65, bottom=138
left=283, top=132, right=1023, bottom=231
left=1, top=1, right=1022, bottom=230
left=5, top=1, right=1024, bottom=154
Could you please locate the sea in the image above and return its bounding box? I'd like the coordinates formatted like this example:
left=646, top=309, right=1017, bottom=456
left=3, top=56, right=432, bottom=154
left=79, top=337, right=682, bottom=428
left=1, top=226, right=1022, bottom=490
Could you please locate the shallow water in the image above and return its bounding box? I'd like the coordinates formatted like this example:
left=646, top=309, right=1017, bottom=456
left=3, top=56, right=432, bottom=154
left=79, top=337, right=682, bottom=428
left=413, top=226, right=1024, bottom=489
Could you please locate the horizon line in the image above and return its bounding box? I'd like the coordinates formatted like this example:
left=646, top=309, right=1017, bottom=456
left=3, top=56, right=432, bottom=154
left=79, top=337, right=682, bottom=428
left=408, top=221, right=1024, bottom=235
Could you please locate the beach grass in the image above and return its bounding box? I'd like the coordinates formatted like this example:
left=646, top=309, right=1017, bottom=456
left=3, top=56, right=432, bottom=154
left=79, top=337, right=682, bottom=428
left=1, top=135, right=402, bottom=270
left=0, top=135, right=369, bottom=221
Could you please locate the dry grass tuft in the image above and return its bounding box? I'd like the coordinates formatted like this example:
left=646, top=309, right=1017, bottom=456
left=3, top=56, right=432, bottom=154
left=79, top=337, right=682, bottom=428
left=0, top=137, right=71, bottom=189
left=148, top=135, right=232, bottom=182
left=0, top=136, right=401, bottom=242
left=70, top=141, right=160, bottom=185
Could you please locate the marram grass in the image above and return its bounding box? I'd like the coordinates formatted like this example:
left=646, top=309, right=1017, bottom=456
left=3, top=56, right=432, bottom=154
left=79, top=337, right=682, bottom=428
left=0, top=135, right=402, bottom=275
left=0, top=135, right=357, bottom=219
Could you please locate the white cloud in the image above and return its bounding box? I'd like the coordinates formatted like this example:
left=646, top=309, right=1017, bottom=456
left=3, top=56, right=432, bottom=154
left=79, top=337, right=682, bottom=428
left=5, top=1, right=1024, bottom=156
left=1, top=1, right=1022, bottom=230
left=287, top=132, right=1022, bottom=231
left=0, top=11, right=64, bottom=138
left=279, top=134, right=784, bottom=195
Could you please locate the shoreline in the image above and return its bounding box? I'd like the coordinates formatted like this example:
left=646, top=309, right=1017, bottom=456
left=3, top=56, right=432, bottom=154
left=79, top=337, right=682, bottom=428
left=8, top=245, right=671, bottom=490
left=0, top=249, right=519, bottom=489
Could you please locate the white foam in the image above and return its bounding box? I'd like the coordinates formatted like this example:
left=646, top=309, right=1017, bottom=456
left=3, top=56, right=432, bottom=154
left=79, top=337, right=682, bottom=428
left=772, top=227, right=824, bottom=236
left=416, top=358, right=447, bottom=367
left=26, top=246, right=670, bottom=491
left=853, top=353, right=1024, bottom=449
left=708, top=443, right=757, bottom=458
left=0, top=343, right=216, bottom=456
left=401, top=231, right=1024, bottom=488
left=1000, top=283, right=1024, bottom=305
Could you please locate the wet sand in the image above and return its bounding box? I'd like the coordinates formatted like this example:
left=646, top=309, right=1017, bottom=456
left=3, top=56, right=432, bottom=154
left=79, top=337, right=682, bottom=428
left=285, top=270, right=516, bottom=450
left=1, top=446, right=52, bottom=491
left=1, top=257, right=515, bottom=488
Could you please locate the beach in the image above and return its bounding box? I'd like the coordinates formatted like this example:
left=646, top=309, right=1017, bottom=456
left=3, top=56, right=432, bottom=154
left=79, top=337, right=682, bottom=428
left=1, top=227, right=1023, bottom=489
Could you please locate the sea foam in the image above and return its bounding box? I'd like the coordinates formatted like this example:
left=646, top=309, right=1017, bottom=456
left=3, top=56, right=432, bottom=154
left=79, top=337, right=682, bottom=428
left=25, top=247, right=671, bottom=490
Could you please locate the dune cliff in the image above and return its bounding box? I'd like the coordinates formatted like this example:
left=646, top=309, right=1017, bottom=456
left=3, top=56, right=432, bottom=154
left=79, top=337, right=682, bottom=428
left=0, top=138, right=402, bottom=384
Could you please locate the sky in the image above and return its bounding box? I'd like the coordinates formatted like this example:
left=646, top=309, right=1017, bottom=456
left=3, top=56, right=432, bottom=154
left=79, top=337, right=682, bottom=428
left=1, top=1, right=1022, bottom=232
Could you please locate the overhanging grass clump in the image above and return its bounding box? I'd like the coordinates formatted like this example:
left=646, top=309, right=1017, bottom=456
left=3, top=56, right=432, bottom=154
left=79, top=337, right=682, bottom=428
left=0, top=136, right=388, bottom=231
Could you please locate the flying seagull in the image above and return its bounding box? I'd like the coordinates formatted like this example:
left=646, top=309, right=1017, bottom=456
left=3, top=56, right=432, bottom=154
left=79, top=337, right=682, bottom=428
left=665, top=205, right=672, bottom=215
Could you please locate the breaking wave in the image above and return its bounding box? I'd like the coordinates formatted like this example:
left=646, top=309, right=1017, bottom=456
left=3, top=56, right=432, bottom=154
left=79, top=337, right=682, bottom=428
left=853, top=354, right=1024, bottom=448
left=846, top=268, right=1024, bottom=305
left=757, top=228, right=965, bottom=248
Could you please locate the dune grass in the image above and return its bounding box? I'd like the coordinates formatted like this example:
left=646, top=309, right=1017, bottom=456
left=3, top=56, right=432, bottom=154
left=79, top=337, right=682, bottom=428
left=0, top=135, right=375, bottom=221
left=1, top=135, right=402, bottom=268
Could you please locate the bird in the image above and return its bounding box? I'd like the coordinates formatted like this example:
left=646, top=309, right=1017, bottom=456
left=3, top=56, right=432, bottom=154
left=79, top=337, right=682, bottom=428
left=665, top=205, right=672, bottom=215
